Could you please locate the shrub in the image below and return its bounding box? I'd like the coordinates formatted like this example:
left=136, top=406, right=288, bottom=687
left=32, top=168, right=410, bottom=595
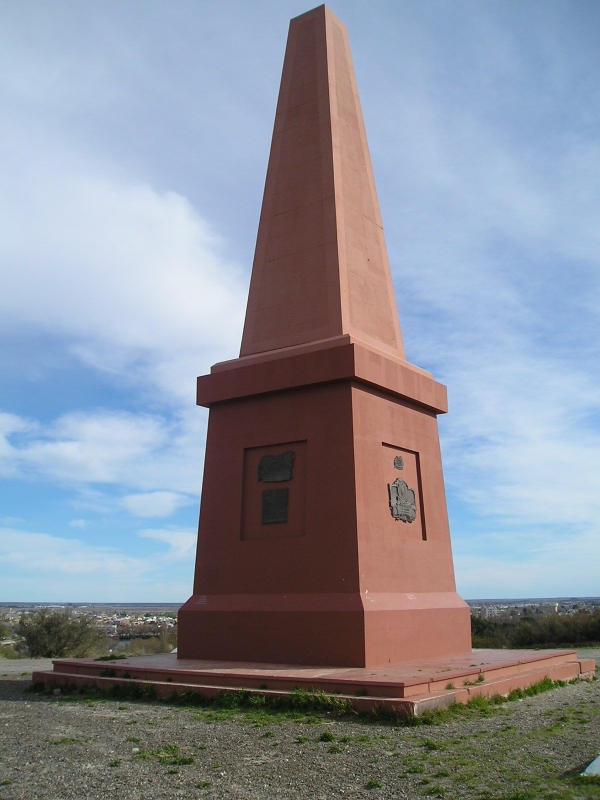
left=471, top=609, right=600, bottom=648
left=17, top=609, right=101, bottom=658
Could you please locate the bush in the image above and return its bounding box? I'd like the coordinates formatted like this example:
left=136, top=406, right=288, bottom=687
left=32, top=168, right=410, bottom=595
left=471, top=609, right=600, bottom=648
left=17, top=609, right=101, bottom=658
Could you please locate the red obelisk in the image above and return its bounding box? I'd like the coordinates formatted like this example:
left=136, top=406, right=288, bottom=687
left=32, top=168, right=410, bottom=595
left=178, top=5, right=471, bottom=667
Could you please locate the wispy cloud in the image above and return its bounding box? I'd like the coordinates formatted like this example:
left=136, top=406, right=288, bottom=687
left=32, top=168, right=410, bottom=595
left=122, top=492, right=194, bottom=519
left=0, top=408, right=203, bottom=495
left=0, top=526, right=193, bottom=601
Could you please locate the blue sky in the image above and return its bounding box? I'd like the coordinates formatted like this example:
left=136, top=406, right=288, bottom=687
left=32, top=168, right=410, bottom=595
left=1, top=0, right=599, bottom=601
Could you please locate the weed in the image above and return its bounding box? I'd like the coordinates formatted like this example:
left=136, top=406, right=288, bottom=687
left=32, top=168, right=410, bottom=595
left=135, top=744, right=194, bottom=766
left=126, top=736, right=139, bottom=743
left=156, top=744, right=194, bottom=766
left=109, top=759, right=121, bottom=767
left=339, top=735, right=353, bottom=743
left=295, top=736, right=309, bottom=743
left=262, top=731, right=275, bottom=738
left=445, top=683, right=455, bottom=690
left=50, top=737, right=88, bottom=745
left=169, top=685, right=354, bottom=715
left=196, top=782, right=211, bottom=789
left=476, top=674, right=485, bottom=683
left=100, top=668, right=116, bottom=678
left=328, top=745, right=342, bottom=753
left=572, top=775, right=600, bottom=786
left=365, top=779, right=382, bottom=789
left=0, top=781, right=12, bottom=787
left=95, top=654, right=127, bottom=661
left=318, top=731, right=335, bottom=742
left=422, top=738, right=442, bottom=751
left=507, top=677, right=565, bottom=701
left=168, top=768, right=178, bottom=774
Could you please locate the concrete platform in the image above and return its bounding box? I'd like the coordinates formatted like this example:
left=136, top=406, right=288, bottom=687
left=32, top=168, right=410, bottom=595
left=32, top=649, right=595, bottom=716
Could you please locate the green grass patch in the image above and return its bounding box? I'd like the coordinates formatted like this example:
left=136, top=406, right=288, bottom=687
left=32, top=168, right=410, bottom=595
left=49, top=737, right=88, bottom=745
left=134, top=743, right=194, bottom=766
left=318, top=730, right=335, bottom=742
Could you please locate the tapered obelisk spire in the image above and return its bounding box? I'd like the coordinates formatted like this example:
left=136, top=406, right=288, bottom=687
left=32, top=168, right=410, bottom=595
left=241, top=5, right=404, bottom=358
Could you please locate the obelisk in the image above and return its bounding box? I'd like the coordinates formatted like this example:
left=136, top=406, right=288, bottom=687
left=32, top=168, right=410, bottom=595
left=178, top=5, right=471, bottom=667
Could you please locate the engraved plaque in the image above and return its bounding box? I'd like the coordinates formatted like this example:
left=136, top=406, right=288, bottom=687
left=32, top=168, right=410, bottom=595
left=393, top=456, right=404, bottom=470
left=258, top=451, right=295, bottom=482
left=388, top=478, right=417, bottom=523
left=261, top=488, right=289, bottom=524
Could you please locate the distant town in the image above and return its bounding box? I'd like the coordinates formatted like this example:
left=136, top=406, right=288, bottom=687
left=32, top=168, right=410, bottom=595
left=468, top=597, right=600, bottom=620
left=1, top=596, right=599, bottom=628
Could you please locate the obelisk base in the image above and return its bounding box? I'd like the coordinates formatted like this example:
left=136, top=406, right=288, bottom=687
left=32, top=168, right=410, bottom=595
left=178, top=591, right=470, bottom=667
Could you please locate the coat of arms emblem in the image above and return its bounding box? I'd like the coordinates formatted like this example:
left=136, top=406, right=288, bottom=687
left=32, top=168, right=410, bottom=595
left=388, top=478, right=417, bottom=523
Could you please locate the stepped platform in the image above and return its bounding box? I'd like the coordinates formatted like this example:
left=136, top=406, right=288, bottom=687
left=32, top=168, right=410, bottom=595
left=32, top=649, right=594, bottom=716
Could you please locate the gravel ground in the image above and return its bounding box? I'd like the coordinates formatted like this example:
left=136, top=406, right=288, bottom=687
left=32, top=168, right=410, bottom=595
left=0, top=656, right=599, bottom=800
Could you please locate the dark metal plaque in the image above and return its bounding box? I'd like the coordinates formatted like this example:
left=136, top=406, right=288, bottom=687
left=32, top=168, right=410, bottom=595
left=258, top=451, right=295, bottom=482
left=393, top=456, right=404, bottom=470
left=388, top=478, right=416, bottom=523
left=261, top=489, right=289, bottom=524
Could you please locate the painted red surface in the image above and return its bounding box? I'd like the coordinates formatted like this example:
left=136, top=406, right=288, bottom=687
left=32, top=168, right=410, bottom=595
left=178, top=5, right=472, bottom=666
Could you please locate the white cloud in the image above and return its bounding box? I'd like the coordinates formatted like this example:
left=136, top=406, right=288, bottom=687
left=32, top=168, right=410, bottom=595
left=0, top=407, right=204, bottom=496
left=0, top=526, right=192, bottom=602
left=0, top=141, right=247, bottom=402
left=69, top=519, right=87, bottom=529
left=121, top=491, right=193, bottom=518
left=138, top=528, right=197, bottom=561
left=0, top=528, right=144, bottom=578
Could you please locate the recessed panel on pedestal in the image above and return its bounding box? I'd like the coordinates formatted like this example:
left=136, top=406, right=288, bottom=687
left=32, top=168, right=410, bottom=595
left=241, top=440, right=307, bottom=540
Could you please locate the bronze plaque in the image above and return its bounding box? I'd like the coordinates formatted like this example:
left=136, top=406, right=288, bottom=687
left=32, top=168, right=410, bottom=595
left=258, top=451, right=295, bottom=482
left=388, top=478, right=416, bottom=523
left=261, top=489, right=289, bottom=524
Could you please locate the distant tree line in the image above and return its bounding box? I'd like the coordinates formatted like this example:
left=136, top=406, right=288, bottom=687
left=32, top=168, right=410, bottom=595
left=471, top=609, right=600, bottom=648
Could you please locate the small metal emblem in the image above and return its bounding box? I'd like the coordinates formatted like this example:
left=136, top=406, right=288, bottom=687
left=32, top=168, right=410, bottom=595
left=258, top=451, right=295, bottom=482
left=393, top=456, right=404, bottom=470
left=388, top=478, right=416, bottom=523
left=261, top=488, right=289, bottom=524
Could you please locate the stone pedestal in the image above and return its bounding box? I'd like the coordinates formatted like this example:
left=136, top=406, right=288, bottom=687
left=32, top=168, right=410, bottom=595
left=178, top=337, right=470, bottom=666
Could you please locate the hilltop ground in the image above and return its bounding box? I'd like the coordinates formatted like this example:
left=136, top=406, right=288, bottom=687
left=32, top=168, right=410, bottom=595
left=0, top=652, right=599, bottom=800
